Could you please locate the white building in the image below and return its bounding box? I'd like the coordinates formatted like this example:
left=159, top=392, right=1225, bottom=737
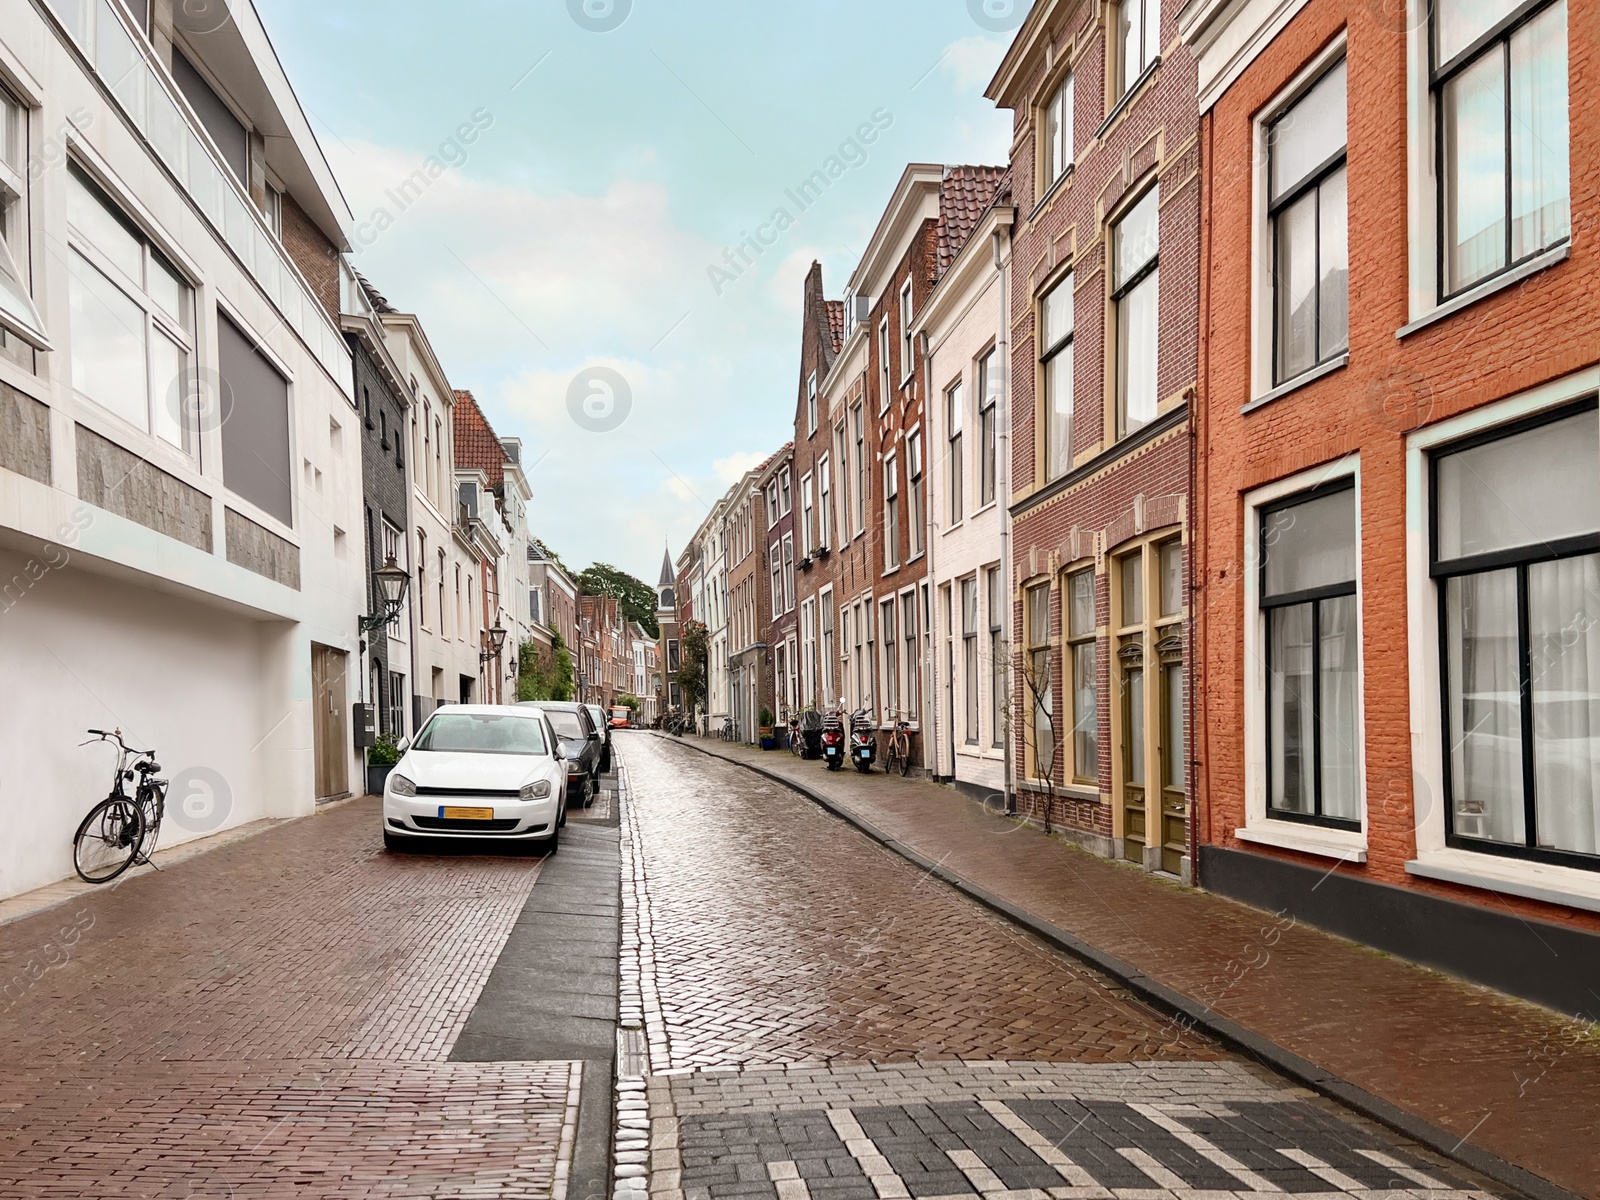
left=0, top=0, right=364, bottom=896
left=915, top=199, right=1015, bottom=799
left=378, top=313, right=481, bottom=716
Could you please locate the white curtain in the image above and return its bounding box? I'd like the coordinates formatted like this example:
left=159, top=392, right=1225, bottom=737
left=1318, top=595, right=1361, bottom=823
left=1270, top=605, right=1315, bottom=815
left=1447, top=570, right=1524, bottom=844
left=1530, top=554, right=1600, bottom=854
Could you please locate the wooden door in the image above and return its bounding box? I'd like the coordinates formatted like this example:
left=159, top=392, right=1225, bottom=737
left=1119, top=637, right=1147, bottom=864
left=311, top=645, right=349, bottom=801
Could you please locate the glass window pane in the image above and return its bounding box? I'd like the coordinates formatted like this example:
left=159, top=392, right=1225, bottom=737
left=1443, top=51, right=1508, bottom=293
left=69, top=249, right=147, bottom=429
left=1117, top=271, right=1159, bottom=435
left=1074, top=642, right=1099, bottom=776
left=147, top=252, right=186, bottom=326
left=0, top=91, right=18, bottom=173
left=1275, top=191, right=1317, bottom=381
left=1436, top=0, right=1521, bottom=65
left=1318, top=167, right=1349, bottom=358
left=1045, top=341, right=1073, bottom=478
left=96, top=5, right=145, bottom=127
left=1114, top=188, right=1159, bottom=287
left=1446, top=570, right=1525, bottom=845
left=1121, top=553, right=1144, bottom=626
left=1270, top=59, right=1348, bottom=202
left=1319, top=595, right=1361, bottom=821
left=1041, top=273, right=1073, bottom=349
left=1119, top=0, right=1142, bottom=94
left=1435, top=410, right=1600, bottom=562
left=1159, top=542, right=1183, bottom=617
left=1069, top=569, right=1096, bottom=638
left=147, top=76, right=187, bottom=179
left=1033, top=648, right=1054, bottom=776
left=1529, top=553, right=1600, bottom=854
left=68, top=166, right=143, bottom=284
left=1126, top=665, right=1145, bottom=785
left=1269, top=604, right=1316, bottom=815
left=1028, top=584, right=1050, bottom=646
left=1262, top=486, right=1357, bottom=598
left=1509, top=3, right=1570, bottom=262
left=1163, top=660, right=1184, bottom=790
left=150, top=328, right=189, bottom=452
left=1043, top=86, right=1060, bottom=183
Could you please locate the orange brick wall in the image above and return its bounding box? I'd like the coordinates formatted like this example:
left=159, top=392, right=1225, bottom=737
left=1194, top=0, right=1600, bottom=931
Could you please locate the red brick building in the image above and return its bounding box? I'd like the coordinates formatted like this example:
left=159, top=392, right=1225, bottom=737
left=1181, top=0, right=1598, bottom=1015
left=987, top=0, right=1199, bottom=872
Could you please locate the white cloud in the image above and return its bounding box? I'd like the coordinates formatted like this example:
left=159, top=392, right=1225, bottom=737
left=713, top=450, right=771, bottom=487
left=938, top=35, right=1009, bottom=94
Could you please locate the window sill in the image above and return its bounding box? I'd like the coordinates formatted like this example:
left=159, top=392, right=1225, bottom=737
left=1235, top=822, right=1367, bottom=863
left=1028, top=165, right=1074, bottom=222
left=1397, top=242, right=1570, bottom=340
left=1406, top=849, right=1600, bottom=914
left=1094, top=58, right=1161, bottom=141
left=1241, top=354, right=1348, bottom=415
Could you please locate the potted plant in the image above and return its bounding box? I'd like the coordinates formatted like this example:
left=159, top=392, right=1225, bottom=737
left=367, top=734, right=402, bottom=796
left=758, top=708, right=776, bottom=750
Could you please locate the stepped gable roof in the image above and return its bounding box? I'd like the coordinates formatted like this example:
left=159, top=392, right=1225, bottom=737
left=936, top=165, right=1009, bottom=279
left=452, top=390, right=509, bottom=491
left=825, top=300, right=844, bottom=354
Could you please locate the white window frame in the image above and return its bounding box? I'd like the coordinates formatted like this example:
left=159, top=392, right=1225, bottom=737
left=1040, top=272, right=1075, bottom=482
left=899, top=280, right=914, bottom=385
left=818, top=453, right=832, bottom=549
left=978, top=348, right=998, bottom=508
left=1041, top=71, right=1074, bottom=189
left=907, top=428, right=925, bottom=559
left=800, top=471, right=815, bottom=556
left=779, top=470, right=791, bottom=516
left=806, top=370, right=818, bottom=435
left=878, top=319, right=891, bottom=413
left=819, top=585, right=836, bottom=706
left=770, top=542, right=783, bottom=619
left=0, top=83, right=49, bottom=352
left=883, top=449, right=900, bottom=572
left=1239, top=454, right=1369, bottom=863
left=782, top=532, right=795, bottom=612
left=851, top=403, right=867, bottom=535
left=800, top=597, right=817, bottom=706
left=947, top=377, right=965, bottom=528
left=1404, top=367, right=1600, bottom=911
left=1116, top=0, right=1162, bottom=100
left=1250, top=37, right=1349, bottom=401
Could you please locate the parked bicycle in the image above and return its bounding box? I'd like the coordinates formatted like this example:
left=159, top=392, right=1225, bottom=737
left=717, top=717, right=739, bottom=742
left=882, top=712, right=912, bottom=778
left=73, top=728, right=168, bottom=884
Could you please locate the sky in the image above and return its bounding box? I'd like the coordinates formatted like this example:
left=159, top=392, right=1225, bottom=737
left=260, top=0, right=1021, bottom=584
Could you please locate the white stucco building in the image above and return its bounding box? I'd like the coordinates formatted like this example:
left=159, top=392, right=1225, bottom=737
left=0, top=0, right=365, bottom=896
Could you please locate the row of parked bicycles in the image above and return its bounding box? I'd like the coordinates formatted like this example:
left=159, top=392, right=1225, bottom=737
left=787, top=708, right=913, bottom=776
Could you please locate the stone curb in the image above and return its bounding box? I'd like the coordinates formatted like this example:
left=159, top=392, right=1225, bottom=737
left=660, top=733, right=1577, bottom=1200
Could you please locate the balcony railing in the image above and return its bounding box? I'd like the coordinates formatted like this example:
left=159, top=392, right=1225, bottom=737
left=43, top=0, right=352, bottom=394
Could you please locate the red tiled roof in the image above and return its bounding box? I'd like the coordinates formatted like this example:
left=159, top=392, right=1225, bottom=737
left=825, top=300, right=844, bottom=355
left=936, top=166, right=1009, bottom=280
left=452, top=389, right=509, bottom=490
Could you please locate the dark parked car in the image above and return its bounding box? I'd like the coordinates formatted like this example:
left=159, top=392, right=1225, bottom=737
left=518, top=701, right=601, bottom=804
left=583, top=703, right=613, bottom=773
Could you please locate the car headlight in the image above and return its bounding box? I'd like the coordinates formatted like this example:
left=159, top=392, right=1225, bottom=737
left=520, top=780, right=552, bottom=800
left=389, top=774, right=417, bottom=798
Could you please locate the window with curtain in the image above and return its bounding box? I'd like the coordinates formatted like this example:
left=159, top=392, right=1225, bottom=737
left=1435, top=0, right=1569, bottom=298
left=963, top=577, right=980, bottom=744
left=882, top=600, right=900, bottom=718
left=1113, top=187, right=1159, bottom=438
left=878, top=320, right=891, bottom=413
left=1435, top=402, right=1600, bottom=866
left=1260, top=482, right=1361, bottom=828
left=948, top=380, right=965, bottom=525
left=1042, top=73, right=1074, bottom=187
left=978, top=349, right=998, bottom=506
left=852, top=404, right=867, bottom=533
left=988, top=567, right=1005, bottom=748
left=900, top=281, right=914, bottom=384
left=1040, top=274, right=1074, bottom=481
left=801, top=473, right=815, bottom=556
left=770, top=544, right=782, bottom=618
left=1027, top=582, right=1055, bottom=780
left=1067, top=568, right=1098, bottom=782
left=1269, top=59, right=1349, bottom=384
left=908, top=431, right=925, bottom=558
left=820, top=592, right=836, bottom=705
left=818, top=455, right=832, bottom=548
left=902, top=592, right=920, bottom=720
left=884, top=451, right=900, bottom=570
left=806, top=371, right=818, bottom=434
left=1116, top=0, right=1161, bottom=99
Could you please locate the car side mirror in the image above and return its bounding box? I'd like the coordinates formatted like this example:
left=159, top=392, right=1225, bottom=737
left=397, top=737, right=411, bottom=753
left=553, top=745, right=565, bottom=761
left=588, top=731, right=600, bottom=741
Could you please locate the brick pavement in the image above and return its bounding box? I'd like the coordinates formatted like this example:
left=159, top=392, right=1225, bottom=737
left=0, top=797, right=580, bottom=1198
left=618, top=738, right=1510, bottom=1200
left=660, top=735, right=1600, bottom=1200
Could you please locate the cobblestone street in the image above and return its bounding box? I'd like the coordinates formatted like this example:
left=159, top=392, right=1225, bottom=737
left=619, top=736, right=1507, bottom=1200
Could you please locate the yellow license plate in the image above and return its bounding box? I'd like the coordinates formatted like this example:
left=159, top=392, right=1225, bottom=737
left=440, top=806, right=495, bottom=821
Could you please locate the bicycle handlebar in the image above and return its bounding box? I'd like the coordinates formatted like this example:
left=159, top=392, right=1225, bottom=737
left=83, top=728, right=153, bottom=756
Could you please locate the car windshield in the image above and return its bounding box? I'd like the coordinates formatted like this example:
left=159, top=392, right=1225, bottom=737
left=541, top=711, right=585, bottom=739
left=414, top=713, right=549, bottom=756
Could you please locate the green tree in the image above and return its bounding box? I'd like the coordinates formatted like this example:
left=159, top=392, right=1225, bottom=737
left=517, top=633, right=575, bottom=702
left=676, top=619, right=708, bottom=713
left=577, top=563, right=660, bottom=639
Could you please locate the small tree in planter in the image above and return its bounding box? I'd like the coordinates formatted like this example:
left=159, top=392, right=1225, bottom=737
left=366, top=733, right=402, bottom=796
left=758, top=707, right=776, bottom=750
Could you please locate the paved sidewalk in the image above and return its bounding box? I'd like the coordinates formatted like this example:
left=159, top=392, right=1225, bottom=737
left=664, top=734, right=1600, bottom=1200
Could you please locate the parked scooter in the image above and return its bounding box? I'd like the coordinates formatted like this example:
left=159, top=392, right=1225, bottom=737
left=849, top=709, right=877, bottom=773
left=820, top=710, right=845, bottom=770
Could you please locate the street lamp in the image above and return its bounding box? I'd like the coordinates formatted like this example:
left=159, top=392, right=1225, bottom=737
left=360, top=556, right=410, bottom=634
left=480, top=621, right=507, bottom=664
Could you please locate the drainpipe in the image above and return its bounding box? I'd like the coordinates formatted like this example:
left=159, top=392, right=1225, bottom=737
left=920, top=329, right=943, bottom=779
left=994, top=226, right=1016, bottom=818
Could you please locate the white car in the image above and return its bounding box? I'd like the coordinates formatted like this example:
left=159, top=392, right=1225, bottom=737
left=383, top=705, right=568, bottom=854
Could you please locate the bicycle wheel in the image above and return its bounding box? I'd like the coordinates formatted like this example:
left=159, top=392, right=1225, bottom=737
left=897, top=734, right=911, bottom=777
left=74, top=798, right=145, bottom=883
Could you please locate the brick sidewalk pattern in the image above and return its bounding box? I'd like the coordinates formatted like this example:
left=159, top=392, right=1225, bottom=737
left=662, top=735, right=1600, bottom=1200
left=0, top=797, right=580, bottom=1198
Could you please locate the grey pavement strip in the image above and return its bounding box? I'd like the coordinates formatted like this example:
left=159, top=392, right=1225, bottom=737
left=658, top=735, right=1570, bottom=1200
